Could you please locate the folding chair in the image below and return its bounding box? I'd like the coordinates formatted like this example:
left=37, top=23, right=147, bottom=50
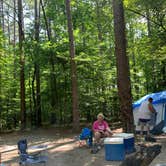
left=17, top=139, right=47, bottom=165
left=77, top=128, right=93, bottom=147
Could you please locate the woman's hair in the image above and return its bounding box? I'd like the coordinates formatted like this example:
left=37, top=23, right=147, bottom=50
left=97, top=113, right=104, bottom=119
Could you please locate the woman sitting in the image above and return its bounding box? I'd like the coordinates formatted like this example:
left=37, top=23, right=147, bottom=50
left=92, top=113, right=113, bottom=147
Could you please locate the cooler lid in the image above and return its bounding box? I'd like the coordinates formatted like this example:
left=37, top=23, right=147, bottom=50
left=113, top=133, right=134, bottom=139
left=104, top=137, right=124, bottom=144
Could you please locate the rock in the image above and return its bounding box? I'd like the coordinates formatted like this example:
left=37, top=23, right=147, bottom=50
left=120, top=143, right=162, bottom=166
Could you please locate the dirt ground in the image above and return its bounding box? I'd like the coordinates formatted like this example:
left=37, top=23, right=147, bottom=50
left=0, top=127, right=123, bottom=166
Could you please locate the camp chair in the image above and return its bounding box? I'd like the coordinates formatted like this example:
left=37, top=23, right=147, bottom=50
left=17, top=139, right=47, bottom=165
left=77, top=128, right=93, bottom=147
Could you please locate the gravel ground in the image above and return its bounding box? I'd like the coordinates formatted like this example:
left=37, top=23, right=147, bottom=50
left=0, top=128, right=122, bottom=166
left=1, top=128, right=165, bottom=166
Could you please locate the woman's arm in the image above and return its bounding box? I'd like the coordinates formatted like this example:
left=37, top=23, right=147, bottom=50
left=106, top=127, right=113, bottom=135
left=104, top=121, right=113, bottom=134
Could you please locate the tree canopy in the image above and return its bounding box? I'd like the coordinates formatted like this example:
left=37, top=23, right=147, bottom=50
left=0, top=0, right=165, bottom=131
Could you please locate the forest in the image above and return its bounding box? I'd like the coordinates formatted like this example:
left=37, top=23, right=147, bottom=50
left=0, top=0, right=165, bottom=132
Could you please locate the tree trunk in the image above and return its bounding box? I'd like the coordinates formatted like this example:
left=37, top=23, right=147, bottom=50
left=13, top=0, right=16, bottom=78
left=65, top=0, right=79, bottom=131
left=18, top=0, right=26, bottom=130
left=146, top=8, right=151, bottom=37
left=0, top=0, right=5, bottom=32
left=28, top=72, right=33, bottom=127
left=40, top=0, right=51, bottom=40
left=40, top=0, right=58, bottom=119
left=7, top=4, right=10, bottom=44
left=32, top=69, right=37, bottom=126
left=13, top=0, right=17, bottom=128
left=34, top=0, right=41, bottom=127
left=95, top=0, right=103, bottom=53
left=112, top=0, right=134, bottom=132
left=0, top=3, right=4, bottom=113
left=95, top=0, right=107, bottom=112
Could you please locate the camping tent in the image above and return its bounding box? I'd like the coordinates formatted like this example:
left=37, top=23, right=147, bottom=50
left=133, top=90, right=166, bottom=131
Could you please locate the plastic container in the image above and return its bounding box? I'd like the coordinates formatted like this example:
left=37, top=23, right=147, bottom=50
left=113, top=133, right=135, bottom=154
left=104, top=137, right=125, bottom=161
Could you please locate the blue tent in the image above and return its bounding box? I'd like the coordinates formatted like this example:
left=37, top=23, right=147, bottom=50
left=133, top=90, right=166, bottom=127
left=133, top=90, right=166, bottom=109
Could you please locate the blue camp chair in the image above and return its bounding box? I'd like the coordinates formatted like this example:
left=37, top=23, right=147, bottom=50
left=17, top=139, right=47, bottom=165
left=78, top=128, right=93, bottom=147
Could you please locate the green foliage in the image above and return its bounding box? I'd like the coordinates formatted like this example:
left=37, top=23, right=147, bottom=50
left=0, top=0, right=165, bottom=130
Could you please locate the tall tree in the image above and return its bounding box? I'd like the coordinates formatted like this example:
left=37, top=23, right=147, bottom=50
left=112, top=0, right=134, bottom=132
left=12, top=0, right=17, bottom=128
left=0, top=0, right=4, bottom=32
left=40, top=0, right=58, bottom=120
left=95, top=0, right=107, bottom=112
left=65, top=0, right=79, bottom=131
left=7, top=4, right=10, bottom=44
left=34, top=0, right=41, bottom=127
left=18, top=0, right=26, bottom=130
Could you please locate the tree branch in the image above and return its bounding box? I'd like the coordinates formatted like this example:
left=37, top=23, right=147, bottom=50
left=126, top=8, right=166, bottom=32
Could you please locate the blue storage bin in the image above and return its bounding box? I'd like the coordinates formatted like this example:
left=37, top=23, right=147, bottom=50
left=104, top=137, right=125, bottom=161
left=113, top=133, right=135, bottom=154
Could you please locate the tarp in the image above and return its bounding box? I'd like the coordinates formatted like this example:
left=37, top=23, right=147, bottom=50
left=133, top=90, right=166, bottom=109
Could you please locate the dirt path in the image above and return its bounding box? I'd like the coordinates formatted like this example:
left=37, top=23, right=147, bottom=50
left=0, top=128, right=122, bottom=166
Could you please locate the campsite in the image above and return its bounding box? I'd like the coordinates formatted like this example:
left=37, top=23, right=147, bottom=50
left=1, top=91, right=166, bottom=165
left=1, top=125, right=166, bottom=166
left=0, top=0, right=166, bottom=165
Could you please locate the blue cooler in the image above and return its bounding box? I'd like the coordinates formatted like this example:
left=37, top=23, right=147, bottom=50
left=104, top=137, right=125, bottom=161
left=113, top=133, right=135, bottom=154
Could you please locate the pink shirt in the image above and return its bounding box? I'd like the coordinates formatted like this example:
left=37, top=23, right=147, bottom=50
left=92, top=120, right=109, bottom=132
